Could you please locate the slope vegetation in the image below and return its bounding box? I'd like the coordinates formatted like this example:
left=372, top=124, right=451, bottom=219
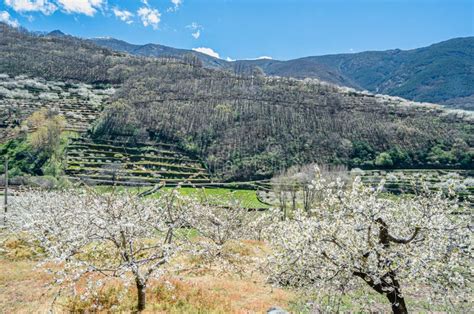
left=96, top=64, right=472, bottom=180
left=1, top=23, right=472, bottom=181
left=93, top=36, right=474, bottom=109
left=0, top=74, right=113, bottom=141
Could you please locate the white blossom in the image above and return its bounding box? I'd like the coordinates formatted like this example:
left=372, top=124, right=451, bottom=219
left=266, top=172, right=472, bottom=313
left=8, top=189, right=190, bottom=311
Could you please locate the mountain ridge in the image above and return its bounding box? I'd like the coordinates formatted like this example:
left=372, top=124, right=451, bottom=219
left=90, top=36, right=474, bottom=110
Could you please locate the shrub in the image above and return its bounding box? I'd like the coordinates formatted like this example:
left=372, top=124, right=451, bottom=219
left=375, top=152, right=394, bottom=167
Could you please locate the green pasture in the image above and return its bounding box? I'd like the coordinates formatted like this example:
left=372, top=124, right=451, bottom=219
left=93, top=186, right=269, bottom=210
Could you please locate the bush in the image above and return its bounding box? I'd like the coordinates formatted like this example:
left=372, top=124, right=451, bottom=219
left=375, top=152, right=394, bottom=167
left=26, top=176, right=58, bottom=189
left=428, top=145, right=456, bottom=164
left=42, top=154, right=63, bottom=177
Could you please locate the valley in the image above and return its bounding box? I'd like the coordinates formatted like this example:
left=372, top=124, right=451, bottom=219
left=0, top=18, right=472, bottom=314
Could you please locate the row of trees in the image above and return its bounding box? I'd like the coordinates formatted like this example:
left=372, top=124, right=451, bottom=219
left=6, top=172, right=471, bottom=312
left=358, top=139, right=472, bottom=168
left=267, top=170, right=471, bottom=313
left=7, top=187, right=260, bottom=311
left=271, top=164, right=349, bottom=217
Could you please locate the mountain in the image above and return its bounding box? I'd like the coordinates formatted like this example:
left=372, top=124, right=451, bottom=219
left=90, top=38, right=229, bottom=69
left=287, top=38, right=474, bottom=108
left=47, top=30, right=66, bottom=37
left=1, top=22, right=472, bottom=180
left=92, top=37, right=474, bottom=110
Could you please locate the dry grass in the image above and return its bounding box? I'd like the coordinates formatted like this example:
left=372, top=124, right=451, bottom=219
left=0, top=234, right=56, bottom=313
left=62, top=274, right=292, bottom=313
left=0, top=238, right=294, bottom=313
left=0, top=259, right=56, bottom=313
left=0, top=236, right=468, bottom=313
left=184, top=275, right=292, bottom=313
left=1, top=233, right=469, bottom=313
left=1, top=236, right=40, bottom=260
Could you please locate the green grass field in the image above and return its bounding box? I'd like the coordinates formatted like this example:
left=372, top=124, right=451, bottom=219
left=165, top=187, right=269, bottom=209
left=94, top=186, right=270, bottom=209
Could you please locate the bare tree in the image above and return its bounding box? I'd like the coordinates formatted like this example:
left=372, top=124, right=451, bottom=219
left=271, top=172, right=290, bottom=220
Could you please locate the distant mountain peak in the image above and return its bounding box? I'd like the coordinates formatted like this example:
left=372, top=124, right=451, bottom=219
left=47, top=30, right=66, bottom=37
left=89, top=35, right=474, bottom=110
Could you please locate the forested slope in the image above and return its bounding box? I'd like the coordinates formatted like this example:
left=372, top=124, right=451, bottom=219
left=96, top=64, right=473, bottom=180
left=93, top=36, right=474, bottom=110
left=90, top=37, right=229, bottom=69
left=0, top=23, right=146, bottom=83
left=1, top=23, right=472, bottom=181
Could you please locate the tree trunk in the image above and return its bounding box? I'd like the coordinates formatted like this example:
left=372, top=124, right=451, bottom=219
left=135, top=278, right=146, bottom=312
left=3, top=158, right=8, bottom=225
left=354, top=271, right=408, bottom=314
left=386, top=289, right=408, bottom=314
left=385, top=272, right=407, bottom=314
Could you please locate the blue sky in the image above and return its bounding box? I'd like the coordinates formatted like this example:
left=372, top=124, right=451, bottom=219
left=0, top=0, right=472, bottom=61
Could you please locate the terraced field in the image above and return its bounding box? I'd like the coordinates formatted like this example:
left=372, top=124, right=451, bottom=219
left=359, top=169, right=474, bottom=205
left=0, top=74, right=114, bottom=141
left=0, top=75, right=214, bottom=187
left=65, top=137, right=211, bottom=186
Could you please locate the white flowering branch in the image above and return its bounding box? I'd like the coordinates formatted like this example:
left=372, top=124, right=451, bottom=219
left=267, top=168, right=471, bottom=313
left=7, top=189, right=189, bottom=311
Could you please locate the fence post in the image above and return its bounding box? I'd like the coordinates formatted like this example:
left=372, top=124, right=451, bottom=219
left=3, top=158, right=8, bottom=225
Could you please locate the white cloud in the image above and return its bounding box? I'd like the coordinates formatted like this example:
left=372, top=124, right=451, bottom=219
left=188, top=22, right=199, bottom=29
left=112, top=7, right=133, bottom=24
left=239, top=56, right=273, bottom=61
left=226, top=57, right=235, bottom=62
left=4, top=0, right=57, bottom=15
left=191, top=29, right=200, bottom=39
left=0, top=10, right=19, bottom=27
left=4, top=0, right=106, bottom=16
left=167, top=0, right=182, bottom=12
left=171, top=0, right=182, bottom=7
left=137, top=6, right=160, bottom=29
left=186, top=22, right=202, bottom=39
left=56, top=0, right=104, bottom=16
left=192, top=47, right=220, bottom=59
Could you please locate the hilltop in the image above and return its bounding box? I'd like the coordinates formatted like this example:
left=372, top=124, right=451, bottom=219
left=90, top=37, right=229, bottom=69
left=91, top=36, right=474, bottom=110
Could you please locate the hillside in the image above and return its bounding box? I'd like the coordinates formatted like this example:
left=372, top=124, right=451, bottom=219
left=92, top=36, right=474, bottom=110
left=89, top=37, right=229, bottom=69
left=0, top=74, right=112, bottom=137
left=0, top=23, right=472, bottom=182
left=98, top=66, right=473, bottom=180
left=293, top=37, right=474, bottom=107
